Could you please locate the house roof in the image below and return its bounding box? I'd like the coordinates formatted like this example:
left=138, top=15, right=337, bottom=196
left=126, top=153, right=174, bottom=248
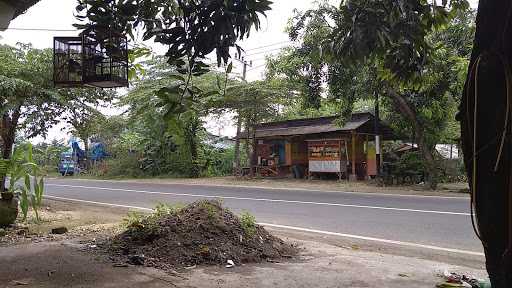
left=204, top=132, right=235, bottom=150
left=239, top=112, right=397, bottom=139
left=0, top=0, right=40, bottom=31
left=6, top=0, right=40, bottom=19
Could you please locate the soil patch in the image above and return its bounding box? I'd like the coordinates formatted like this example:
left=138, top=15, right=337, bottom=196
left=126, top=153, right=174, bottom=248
left=106, top=200, right=298, bottom=271
left=0, top=199, right=126, bottom=247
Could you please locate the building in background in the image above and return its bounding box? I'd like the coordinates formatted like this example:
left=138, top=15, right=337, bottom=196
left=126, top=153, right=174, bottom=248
left=240, top=112, right=396, bottom=181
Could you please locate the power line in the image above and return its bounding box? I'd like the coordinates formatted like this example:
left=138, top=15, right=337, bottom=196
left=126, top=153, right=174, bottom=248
left=245, top=56, right=270, bottom=62
left=244, top=41, right=291, bottom=52
left=245, top=46, right=287, bottom=57
left=246, top=63, right=266, bottom=72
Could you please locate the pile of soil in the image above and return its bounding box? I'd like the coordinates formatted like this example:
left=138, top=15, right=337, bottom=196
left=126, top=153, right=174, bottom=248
left=107, top=200, right=298, bottom=270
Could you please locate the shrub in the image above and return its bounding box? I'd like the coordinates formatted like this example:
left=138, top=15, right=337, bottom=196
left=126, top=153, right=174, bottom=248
left=240, top=211, right=257, bottom=237
left=123, top=203, right=184, bottom=231
left=92, top=152, right=144, bottom=178
left=153, top=202, right=184, bottom=218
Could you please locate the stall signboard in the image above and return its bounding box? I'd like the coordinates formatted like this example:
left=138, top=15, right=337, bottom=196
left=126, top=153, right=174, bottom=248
left=307, top=140, right=347, bottom=173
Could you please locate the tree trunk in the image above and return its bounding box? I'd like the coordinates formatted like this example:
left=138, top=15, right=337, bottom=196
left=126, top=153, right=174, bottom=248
left=188, top=116, right=200, bottom=178
left=245, top=122, right=253, bottom=177
left=83, top=137, right=89, bottom=155
left=388, top=88, right=439, bottom=189
left=0, top=109, right=20, bottom=192
left=0, top=134, right=14, bottom=192
left=234, top=115, right=242, bottom=176
left=459, top=1, right=512, bottom=286
left=250, top=123, right=258, bottom=178
left=81, top=135, right=89, bottom=170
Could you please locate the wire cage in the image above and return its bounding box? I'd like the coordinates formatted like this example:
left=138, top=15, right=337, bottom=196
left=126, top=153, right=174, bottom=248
left=53, top=37, right=84, bottom=87
left=53, top=27, right=129, bottom=89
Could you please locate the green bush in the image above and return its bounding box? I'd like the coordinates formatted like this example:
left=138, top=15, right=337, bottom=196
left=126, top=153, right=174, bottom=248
left=92, top=152, right=144, bottom=178
left=384, top=151, right=426, bottom=184
left=203, top=147, right=235, bottom=177
left=240, top=211, right=257, bottom=237
left=123, top=203, right=184, bottom=231
left=153, top=202, right=184, bottom=218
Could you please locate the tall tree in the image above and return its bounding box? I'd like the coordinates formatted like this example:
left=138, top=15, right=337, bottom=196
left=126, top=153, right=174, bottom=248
left=0, top=44, right=116, bottom=190
left=60, top=88, right=115, bottom=153
left=459, top=1, right=512, bottom=286
left=206, top=80, right=291, bottom=175
left=76, top=0, right=272, bottom=117
left=0, top=44, right=60, bottom=190
left=287, top=0, right=470, bottom=188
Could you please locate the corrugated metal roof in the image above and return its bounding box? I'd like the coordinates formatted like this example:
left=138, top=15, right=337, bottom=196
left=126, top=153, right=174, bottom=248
left=239, top=113, right=375, bottom=139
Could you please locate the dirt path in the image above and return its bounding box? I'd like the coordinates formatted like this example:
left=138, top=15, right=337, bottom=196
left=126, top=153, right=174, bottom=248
left=0, top=238, right=486, bottom=288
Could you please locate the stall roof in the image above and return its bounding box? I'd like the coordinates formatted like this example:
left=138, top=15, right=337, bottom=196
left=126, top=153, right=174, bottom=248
left=239, top=112, right=397, bottom=139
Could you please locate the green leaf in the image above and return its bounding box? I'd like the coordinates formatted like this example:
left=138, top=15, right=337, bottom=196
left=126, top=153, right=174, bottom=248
left=0, top=159, right=9, bottom=177
left=24, top=174, right=31, bottom=192
left=37, top=177, right=44, bottom=205
left=26, top=143, right=33, bottom=163
left=19, top=188, right=29, bottom=221
left=226, top=62, right=233, bottom=74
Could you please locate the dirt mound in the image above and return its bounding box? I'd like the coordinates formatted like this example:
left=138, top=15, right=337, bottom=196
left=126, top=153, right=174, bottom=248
left=107, top=200, right=297, bottom=270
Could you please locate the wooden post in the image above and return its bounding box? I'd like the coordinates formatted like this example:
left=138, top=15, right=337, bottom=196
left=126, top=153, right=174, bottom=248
left=365, top=134, right=369, bottom=180
left=349, top=132, right=357, bottom=181
left=339, top=139, right=342, bottom=181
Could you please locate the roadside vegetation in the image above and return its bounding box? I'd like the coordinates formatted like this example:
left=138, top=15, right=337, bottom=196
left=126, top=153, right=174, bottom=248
left=4, top=3, right=473, bottom=187
left=0, top=1, right=475, bottom=188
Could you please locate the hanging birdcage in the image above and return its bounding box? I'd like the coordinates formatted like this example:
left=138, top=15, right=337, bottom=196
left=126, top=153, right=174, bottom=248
left=53, top=36, right=84, bottom=87
left=53, top=27, right=129, bottom=88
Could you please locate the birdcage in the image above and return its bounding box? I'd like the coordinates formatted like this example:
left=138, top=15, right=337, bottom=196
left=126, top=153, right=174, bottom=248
left=53, top=36, right=84, bottom=87
left=53, top=27, right=129, bottom=88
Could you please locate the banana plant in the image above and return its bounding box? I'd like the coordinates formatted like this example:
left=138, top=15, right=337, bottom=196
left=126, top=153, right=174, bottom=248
left=4, top=143, right=45, bottom=221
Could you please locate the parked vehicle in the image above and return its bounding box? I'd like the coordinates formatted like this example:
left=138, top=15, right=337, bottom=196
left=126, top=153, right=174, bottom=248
left=58, top=152, right=75, bottom=176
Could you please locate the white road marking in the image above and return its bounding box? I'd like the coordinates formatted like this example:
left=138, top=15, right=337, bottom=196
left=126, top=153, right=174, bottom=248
left=47, top=178, right=468, bottom=199
left=260, top=223, right=485, bottom=257
left=43, top=195, right=483, bottom=257
left=44, top=195, right=154, bottom=211
left=46, top=183, right=470, bottom=216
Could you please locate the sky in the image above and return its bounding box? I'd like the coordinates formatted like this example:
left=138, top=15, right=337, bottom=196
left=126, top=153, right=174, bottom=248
left=0, top=0, right=479, bottom=143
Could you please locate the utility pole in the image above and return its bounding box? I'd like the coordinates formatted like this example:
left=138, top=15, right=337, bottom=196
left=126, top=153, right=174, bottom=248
left=233, top=54, right=252, bottom=176
left=236, top=54, right=252, bottom=82
left=374, top=91, right=381, bottom=176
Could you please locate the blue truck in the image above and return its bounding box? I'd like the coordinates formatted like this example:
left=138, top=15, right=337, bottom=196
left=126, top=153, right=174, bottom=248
left=58, top=139, right=109, bottom=176
left=58, top=151, right=76, bottom=176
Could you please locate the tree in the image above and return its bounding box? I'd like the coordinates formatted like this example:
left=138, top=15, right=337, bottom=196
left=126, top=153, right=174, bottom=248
left=33, top=139, right=68, bottom=169
left=92, top=115, right=127, bottom=152
left=0, top=44, right=60, bottom=190
left=76, top=0, right=272, bottom=117
left=0, top=44, right=116, bottom=190
left=207, top=80, right=291, bottom=176
left=60, top=88, right=115, bottom=153
left=287, top=0, right=471, bottom=189
left=458, top=1, right=512, bottom=286
left=119, top=56, right=221, bottom=177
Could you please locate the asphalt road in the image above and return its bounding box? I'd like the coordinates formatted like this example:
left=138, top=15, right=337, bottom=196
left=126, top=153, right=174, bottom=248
left=43, top=178, right=483, bottom=255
